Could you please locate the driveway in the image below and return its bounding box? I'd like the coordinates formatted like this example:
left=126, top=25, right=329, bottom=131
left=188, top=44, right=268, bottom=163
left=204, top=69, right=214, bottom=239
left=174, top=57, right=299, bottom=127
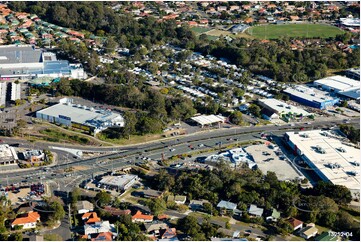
left=42, top=215, right=71, bottom=241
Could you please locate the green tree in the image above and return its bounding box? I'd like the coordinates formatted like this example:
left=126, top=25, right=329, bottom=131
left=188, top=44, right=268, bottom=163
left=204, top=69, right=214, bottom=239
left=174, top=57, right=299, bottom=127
left=248, top=104, right=261, bottom=118
left=229, top=111, right=243, bottom=125
left=9, top=232, right=22, bottom=241
left=95, top=191, right=112, bottom=207
left=147, top=198, right=167, bottom=216
left=70, top=187, right=81, bottom=205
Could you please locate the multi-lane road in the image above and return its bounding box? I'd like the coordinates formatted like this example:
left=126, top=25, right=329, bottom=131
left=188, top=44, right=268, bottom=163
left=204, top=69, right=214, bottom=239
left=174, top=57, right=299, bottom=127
left=0, top=118, right=359, bottom=189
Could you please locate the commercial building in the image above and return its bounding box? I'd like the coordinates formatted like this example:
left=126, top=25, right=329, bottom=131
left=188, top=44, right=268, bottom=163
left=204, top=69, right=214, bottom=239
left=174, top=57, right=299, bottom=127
left=36, top=98, right=125, bottom=135
left=98, top=174, right=138, bottom=191
left=339, top=17, right=360, bottom=28
left=205, top=147, right=256, bottom=169
left=258, top=98, right=311, bottom=122
left=190, top=114, right=226, bottom=128
left=314, top=75, right=360, bottom=100
left=284, top=130, right=360, bottom=195
left=0, top=144, right=18, bottom=165
left=0, top=45, right=87, bottom=80
left=284, top=85, right=339, bottom=109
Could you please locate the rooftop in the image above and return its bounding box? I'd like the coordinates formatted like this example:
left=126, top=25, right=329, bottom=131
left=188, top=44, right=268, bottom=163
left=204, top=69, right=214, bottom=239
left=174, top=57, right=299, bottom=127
left=99, top=174, right=137, bottom=188
left=191, top=114, right=226, bottom=126
left=284, top=85, right=338, bottom=103
left=12, top=211, right=40, bottom=225
left=0, top=45, right=42, bottom=64
left=217, top=200, right=237, bottom=210
left=259, top=98, right=310, bottom=116
left=286, top=130, right=360, bottom=190
left=314, top=75, right=360, bottom=92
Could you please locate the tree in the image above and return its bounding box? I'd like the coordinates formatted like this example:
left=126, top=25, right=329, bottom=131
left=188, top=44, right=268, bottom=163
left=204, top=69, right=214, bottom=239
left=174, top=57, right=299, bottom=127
left=335, top=211, right=355, bottom=231
left=70, top=187, right=81, bottom=205
left=229, top=111, right=243, bottom=125
left=95, top=191, right=112, bottom=207
left=9, top=232, right=22, bottom=241
left=105, top=37, right=117, bottom=53
left=177, top=215, right=202, bottom=238
left=249, top=104, right=261, bottom=118
left=49, top=198, right=65, bottom=222
left=147, top=198, right=167, bottom=216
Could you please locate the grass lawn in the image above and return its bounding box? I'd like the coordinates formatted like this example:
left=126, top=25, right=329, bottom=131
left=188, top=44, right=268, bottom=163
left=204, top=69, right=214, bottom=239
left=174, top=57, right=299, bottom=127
left=247, top=24, right=344, bottom=39
left=98, top=133, right=163, bottom=145
left=191, top=26, right=211, bottom=34
left=39, top=128, right=91, bottom=145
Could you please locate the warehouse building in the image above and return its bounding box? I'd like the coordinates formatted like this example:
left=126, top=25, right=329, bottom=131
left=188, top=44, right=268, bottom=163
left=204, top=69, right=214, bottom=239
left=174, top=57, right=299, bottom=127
left=0, top=144, right=18, bottom=165
left=10, top=82, right=21, bottom=101
left=284, top=130, right=360, bottom=197
left=0, top=45, right=86, bottom=80
left=258, top=98, right=311, bottom=122
left=98, top=175, right=138, bottom=192
left=284, top=85, right=339, bottom=109
left=0, top=82, right=6, bottom=107
left=314, top=75, right=359, bottom=92
left=36, top=98, right=125, bottom=135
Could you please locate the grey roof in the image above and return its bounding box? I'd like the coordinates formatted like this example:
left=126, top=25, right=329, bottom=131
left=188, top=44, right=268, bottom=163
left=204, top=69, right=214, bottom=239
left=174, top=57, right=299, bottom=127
left=145, top=223, right=168, bottom=233
left=76, top=200, right=94, bottom=212
left=0, top=45, right=42, bottom=64
left=217, top=228, right=240, bottom=238
left=248, top=204, right=264, bottom=217
left=217, top=200, right=237, bottom=210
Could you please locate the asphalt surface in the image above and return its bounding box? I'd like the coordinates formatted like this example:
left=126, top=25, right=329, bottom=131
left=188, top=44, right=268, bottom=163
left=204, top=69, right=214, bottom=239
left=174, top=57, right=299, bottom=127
left=0, top=118, right=359, bottom=188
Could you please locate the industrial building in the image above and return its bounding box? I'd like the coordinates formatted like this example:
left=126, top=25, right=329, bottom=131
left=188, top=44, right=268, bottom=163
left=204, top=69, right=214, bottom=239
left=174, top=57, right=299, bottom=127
left=10, top=82, right=21, bottom=101
left=258, top=98, right=311, bottom=122
left=283, top=85, right=339, bottom=109
left=0, top=144, right=18, bottom=165
left=36, top=98, right=125, bottom=135
left=314, top=75, right=360, bottom=100
left=98, top=175, right=138, bottom=191
left=205, top=147, right=257, bottom=169
left=284, top=130, right=360, bottom=196
left=0, top=45, right=87, bottom=80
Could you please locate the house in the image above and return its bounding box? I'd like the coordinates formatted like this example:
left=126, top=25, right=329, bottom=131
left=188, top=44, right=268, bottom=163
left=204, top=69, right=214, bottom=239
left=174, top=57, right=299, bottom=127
left=91, top=232, right=114, bottom=241
left=11, top=211, right=40, bottom=229
left=142, top=189, right=164, bottom=199
left=157, top=214, right=168, bottom=220
left=76, top=200, right=94, bottom=214
left=167, top=195, right=187, bottom=205
left=132, top=210, right=154, bottom=223
left=290, top=15, right=300, bottom=21
left=145, top=223, right=168, bottom=234
left=217, top=200, right=237, bottom=212
left=244, top=18, right=254, bottom=24
left=217, top=228, right=240, bottom=238
left=299, top=224, right=318, bottom=239
left=160, top=228, right=177, bottom=239
left=103, top=206, right=131, bottom=217
left=189, top=199, right=208, bottom=211
left=287, top=217, right=303, bottom=231
left=265, top=208, right=281, bottom=222
left=248, top=204, right=264, bottom=217
left=84, top=221, right=117, bottom=236
left=82, top=212, right=101, bottom=224
left=261, top=108, right=279, bottom=120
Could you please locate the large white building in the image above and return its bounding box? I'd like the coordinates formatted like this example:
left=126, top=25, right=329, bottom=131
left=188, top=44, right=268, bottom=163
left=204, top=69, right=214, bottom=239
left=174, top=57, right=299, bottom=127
left=258, top=98, right=311, bottom=118
left=36, top=98, right=125, bottom=135
left=0, top=144, right=18, bottom=165
left=285, top=130, right=360, bottom=196
left=99, top=175, right=138, bottom=191
left=314, top=75, right=360, bottom=100
left=0, top=45, right=87, bottom=80
left=10, top=82, right=21, bottom=101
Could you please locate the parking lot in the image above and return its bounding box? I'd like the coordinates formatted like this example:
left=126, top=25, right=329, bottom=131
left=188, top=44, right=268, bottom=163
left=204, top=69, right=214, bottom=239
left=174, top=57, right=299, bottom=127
left=245, top=144, right=302, bottom=181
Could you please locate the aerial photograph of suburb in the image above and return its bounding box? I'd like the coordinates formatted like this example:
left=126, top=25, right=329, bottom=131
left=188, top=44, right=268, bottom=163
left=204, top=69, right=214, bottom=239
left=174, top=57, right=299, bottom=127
left=0, top=1, right=359, bottom=241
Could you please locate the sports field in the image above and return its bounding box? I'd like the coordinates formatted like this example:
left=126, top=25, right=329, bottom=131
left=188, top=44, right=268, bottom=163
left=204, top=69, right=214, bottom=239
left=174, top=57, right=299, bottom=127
left=246, top=24, right=344, bottom=39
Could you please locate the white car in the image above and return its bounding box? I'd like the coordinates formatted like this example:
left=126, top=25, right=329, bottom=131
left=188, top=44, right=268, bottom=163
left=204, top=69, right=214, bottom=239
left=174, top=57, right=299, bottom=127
left=198, top=144, right=204, bottom=147
left=170, top=148, right=175, bottom=152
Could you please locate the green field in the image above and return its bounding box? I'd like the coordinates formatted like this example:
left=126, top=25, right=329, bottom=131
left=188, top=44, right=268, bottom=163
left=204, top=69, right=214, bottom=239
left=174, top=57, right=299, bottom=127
left=247, top=24, right=344, bottom=39
left=191, top=26, right=211, bottom=34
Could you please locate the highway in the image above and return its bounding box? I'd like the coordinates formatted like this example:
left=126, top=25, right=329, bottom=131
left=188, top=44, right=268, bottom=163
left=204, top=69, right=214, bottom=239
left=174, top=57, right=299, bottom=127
left=0, top=118, right=359, bottom=189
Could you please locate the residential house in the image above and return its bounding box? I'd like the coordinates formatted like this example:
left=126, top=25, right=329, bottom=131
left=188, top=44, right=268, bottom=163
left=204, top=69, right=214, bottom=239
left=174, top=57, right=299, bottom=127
left=299, top=223, right=318, bottom=239
left=82, top=212, right=101, bottom=224
left=265, top=208, right=281, bottom=222
left=217, top=6, right=228, bottom=12
left=248, top=204, right=264, bottom=217
left=76, top=200, right=94, bottom=214
left=189, top=199, right=208, bottom=211
left=217, top=228, right=240, bottom=238
left=217, top=200, right=237, bottom=212
left=287, top=217, right=303, bottom=231
left=244, top=17, right=254, bottom=24
left=11, top=211, right=40, bottom=229
left=84, top=221, right=117, bottom=236
left=160, top=228, right=177, bottom=240
left=157, top=214, right=169, bottom=220
left=290, top=15, right=300, bottom=21
left=103, top=206, right=131, bottom=217
left=167, top=195, right=187, bottom=205
left=261, top=108, right=279, bottom=120
left=132, top=210, right=154, bottom=223
left=145, top=222, right=168, bottom=234
left=91, top=232, right=114, bottom=241
left=142, top=189, right=164, bottom=199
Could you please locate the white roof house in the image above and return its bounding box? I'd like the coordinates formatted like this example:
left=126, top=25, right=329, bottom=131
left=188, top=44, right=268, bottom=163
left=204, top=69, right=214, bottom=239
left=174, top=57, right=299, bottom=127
left=258, top=98, right=310, bottom=116
left=76, top=201, right=94, bottom=214
left=191, top=114, right=226, bottom=127
left=84, top=221, right=117, bottom=235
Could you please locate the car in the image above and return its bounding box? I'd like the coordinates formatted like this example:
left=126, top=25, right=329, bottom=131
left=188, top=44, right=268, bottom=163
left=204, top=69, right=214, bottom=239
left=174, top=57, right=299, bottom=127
left=198, top=144, right=204, bottom=147
left=170, top=148, right=175, bottom=152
